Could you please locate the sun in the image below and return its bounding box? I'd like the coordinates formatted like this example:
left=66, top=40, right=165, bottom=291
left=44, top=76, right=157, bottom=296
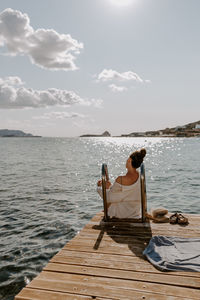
left=109, top=0, right=134, bottom=7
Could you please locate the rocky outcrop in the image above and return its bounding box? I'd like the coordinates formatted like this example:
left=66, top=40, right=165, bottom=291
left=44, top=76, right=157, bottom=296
left=80, top=131, right=111, bottom=137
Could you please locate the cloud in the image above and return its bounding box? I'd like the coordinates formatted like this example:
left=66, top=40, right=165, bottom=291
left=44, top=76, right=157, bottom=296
left=96, top=68, right=151, bottom=92
left=109, top=84, right=127, bottom=93
left=0, top=76, right=102, bottom=109
left=0, top=8, right=83, bottom=70
left=89, top=98, right=103, bottom=108
left=0, top=76, right=24, bottom=86
left=97, top=69, right=143, bottom=83
left=33, top=111, right=86, bottom=120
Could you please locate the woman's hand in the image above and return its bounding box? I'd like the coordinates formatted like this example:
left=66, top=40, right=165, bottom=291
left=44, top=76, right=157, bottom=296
left=97, top=180, right=102, bottom=186
left=97, top=180, right=111, bottom=189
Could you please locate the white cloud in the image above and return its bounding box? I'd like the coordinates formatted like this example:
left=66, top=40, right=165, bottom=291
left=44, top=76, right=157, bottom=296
left=33, top=111, right=86, bottom=120
left=0, top=8, right=83, bottom=70
left=0, top=76, right=102, bottom=109
left=0, top=76, right=24, bottom=86
left=109, top=84, right=127, bottom=92
left=89, top=98, right=103, bottom=108
left=97, top=69, right=143, bottom=83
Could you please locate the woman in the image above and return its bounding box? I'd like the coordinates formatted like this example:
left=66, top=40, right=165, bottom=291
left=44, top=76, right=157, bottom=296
left=97, top=148, right=146, bottom=219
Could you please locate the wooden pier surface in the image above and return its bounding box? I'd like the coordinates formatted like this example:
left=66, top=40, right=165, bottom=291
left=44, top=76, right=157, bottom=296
left=15, top=212, right=200, bottom=300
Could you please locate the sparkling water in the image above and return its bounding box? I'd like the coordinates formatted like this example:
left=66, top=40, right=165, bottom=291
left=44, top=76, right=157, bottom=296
left=0, top=137, right=199, bottom=299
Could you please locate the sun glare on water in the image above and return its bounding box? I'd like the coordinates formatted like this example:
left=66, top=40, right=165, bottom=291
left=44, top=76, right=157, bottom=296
left=110, top=0, right=135, bottom=7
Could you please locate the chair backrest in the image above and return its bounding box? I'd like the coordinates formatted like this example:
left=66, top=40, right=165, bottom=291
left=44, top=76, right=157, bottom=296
left=101, top=163, right=147, bottom=222
left=101, top=163, right=109, bottom=221
left=140, top=163, right=147, bottom=222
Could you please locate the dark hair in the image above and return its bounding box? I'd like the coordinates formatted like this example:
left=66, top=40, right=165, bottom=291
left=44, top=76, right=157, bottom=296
left=130, top=148, right=146, bottom=169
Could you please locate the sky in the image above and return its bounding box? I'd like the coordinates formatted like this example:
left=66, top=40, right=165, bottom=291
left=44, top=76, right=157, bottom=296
left=0, top=0, right=200, bottom=137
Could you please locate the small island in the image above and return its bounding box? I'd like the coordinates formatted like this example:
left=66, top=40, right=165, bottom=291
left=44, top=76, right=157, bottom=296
left=80, top=131, right=111, bottom=137
left=0, top=129, right=41, bottom=137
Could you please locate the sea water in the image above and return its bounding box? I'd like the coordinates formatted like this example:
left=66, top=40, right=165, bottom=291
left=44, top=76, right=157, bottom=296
left=0, top=137, right=199, bottom=299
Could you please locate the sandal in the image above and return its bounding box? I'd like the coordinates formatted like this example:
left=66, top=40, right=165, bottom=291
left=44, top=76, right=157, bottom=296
left=177, top=213, right=189, bottom=225
left=169, top=213, right=178, bottom=224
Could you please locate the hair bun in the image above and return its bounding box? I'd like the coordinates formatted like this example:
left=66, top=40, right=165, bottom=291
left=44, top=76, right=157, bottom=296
left=130, top=148, right=146, bottom=169
left=140, top=148, right=146, bottom=159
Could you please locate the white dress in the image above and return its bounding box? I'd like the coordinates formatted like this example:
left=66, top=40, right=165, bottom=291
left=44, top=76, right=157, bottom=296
left=97, top=174, right=141, bottom=219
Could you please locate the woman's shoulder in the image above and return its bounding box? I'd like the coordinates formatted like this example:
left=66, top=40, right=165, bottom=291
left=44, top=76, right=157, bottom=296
left=115, top=173, right=140, bottom=186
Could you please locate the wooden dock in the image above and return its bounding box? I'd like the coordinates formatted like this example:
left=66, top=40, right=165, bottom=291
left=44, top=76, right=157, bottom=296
left=15, top=212, right=200, bottom=300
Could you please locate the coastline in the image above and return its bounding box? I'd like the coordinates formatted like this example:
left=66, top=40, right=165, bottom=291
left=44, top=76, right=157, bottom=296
left=80, top=134, right=200, bottom=138
left=80, top=120, right=200, bottom=138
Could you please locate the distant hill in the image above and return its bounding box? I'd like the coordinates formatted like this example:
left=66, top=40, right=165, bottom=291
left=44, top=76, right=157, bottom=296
left=0, top=129, right=41, bottom=137
left=121, top=120, right=200, bottom=138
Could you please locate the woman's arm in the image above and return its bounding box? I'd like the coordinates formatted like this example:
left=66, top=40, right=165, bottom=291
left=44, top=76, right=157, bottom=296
left=115, top=176, right=122, bottom=184
left=97, top=180, right=111, bottom=199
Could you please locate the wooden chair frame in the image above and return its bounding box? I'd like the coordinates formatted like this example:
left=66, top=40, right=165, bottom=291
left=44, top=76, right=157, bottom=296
left=101, top=163, right=147, bottom=222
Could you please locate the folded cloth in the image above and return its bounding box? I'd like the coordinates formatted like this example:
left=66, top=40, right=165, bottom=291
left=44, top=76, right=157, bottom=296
left=143, top=235, right=200, bottom=272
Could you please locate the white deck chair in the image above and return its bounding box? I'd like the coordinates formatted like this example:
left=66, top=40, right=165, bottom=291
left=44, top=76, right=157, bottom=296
left=101, top=163, right=147, bottom=222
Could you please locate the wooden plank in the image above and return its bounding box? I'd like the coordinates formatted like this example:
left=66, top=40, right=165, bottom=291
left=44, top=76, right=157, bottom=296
left=79, top=229, right=151, bottom=238
left=66, top=237, right=147, bottom=249
left=64, top=238, right=147, bottom=250
left=28, top=271, right=200, bottom=299
left=52, top=249, right=200, bottom=278
left=82, top=223, right=200, bottom=238
left=91, top=213, right=200, bottom=226
left=86, top=220, right=200, bottom=231
left=90, top=217, right=200, bottom=229
left=89, top=220, right=200, bottom=228
left=51, top=252, right=171, bottom=273
left=81, top=228, right=200, bottom=238
left=54, top=249, right=146, bottom=263
left=18, top=286, right=194, bottom=300
left=65, top=232, right=150, bottom=254
left=91, top=212, right=200, bottom=220
left=96, top=213, right=200, bottom=219
left=78, top=230, right=200, bottom=242
left=64, top=243, right=145, bottom=256
left=15, top=288, right=109, bottom=300
left=72, top=233, right=151, bottom=244
left=44, top=262, right=200, bottom=289
left=82, top=220, right=200, bottom=231
left=68, top=237, right=149, bottom=252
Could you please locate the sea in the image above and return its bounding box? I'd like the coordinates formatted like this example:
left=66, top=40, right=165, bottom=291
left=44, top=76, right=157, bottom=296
left=0, top=137, right=200, bottom=300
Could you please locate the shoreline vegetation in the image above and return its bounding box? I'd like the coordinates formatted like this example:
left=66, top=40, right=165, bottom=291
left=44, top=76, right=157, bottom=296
left=80, top=120, right=200, bottom=138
